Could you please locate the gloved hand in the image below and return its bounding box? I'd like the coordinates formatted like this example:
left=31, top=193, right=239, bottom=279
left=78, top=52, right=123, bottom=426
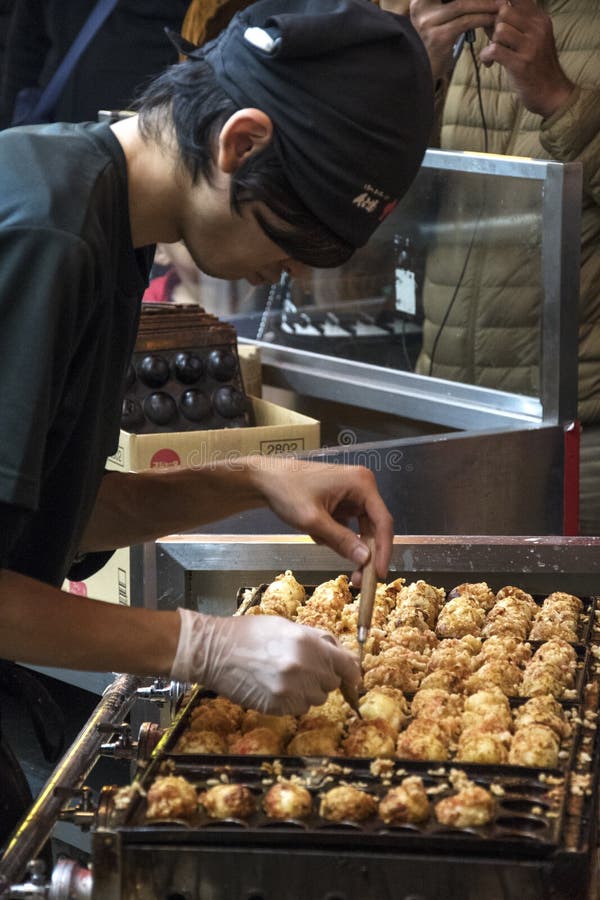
left=170, top=608, right=361, bottom=715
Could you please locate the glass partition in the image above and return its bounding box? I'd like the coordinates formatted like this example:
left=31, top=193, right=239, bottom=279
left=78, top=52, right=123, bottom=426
left=223, top=151, right=582, bottom=429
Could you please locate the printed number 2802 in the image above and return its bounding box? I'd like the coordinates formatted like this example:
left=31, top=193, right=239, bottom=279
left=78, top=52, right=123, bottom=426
left=263, top=441, right=300, bottom=454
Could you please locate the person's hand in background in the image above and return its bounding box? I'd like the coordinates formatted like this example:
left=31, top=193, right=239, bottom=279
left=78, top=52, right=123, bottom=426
left=479, top=0, right=574, bottom=118
left=381, top=0, right=501, bottom=82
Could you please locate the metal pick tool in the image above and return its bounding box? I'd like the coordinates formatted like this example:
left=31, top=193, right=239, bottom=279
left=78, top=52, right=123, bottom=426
left=357, top=534, right=378, bottom=672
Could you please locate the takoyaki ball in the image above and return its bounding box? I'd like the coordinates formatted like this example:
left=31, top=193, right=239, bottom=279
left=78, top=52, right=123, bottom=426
left=342, top=718, right=398, bottom=759
left=544, top=591, right=583, bottom=614
left=464, top=660, right=522, bottom=696
left=410, top=689, right=463, bottom=741
left=358, top=686, right=410, bottom=733
left=394, top=580, right=445, bottom=628
left=475, top=636, right=532, bottom=669
left=228, top=727, right=283, bottom=756
left=529, top=616, right=578, bottom=643
left=190, top=697, right=243, bottom=734
left=363, top=663, right=423, bottom=695
left=146, top=775, right=197, bottom=821
left=447, top=582, right=496, bottom=612
left=260, top=570, right=306, bottom=619
left=319, top=785, right=377, bottom=823
left=299, top=689, right=352, bottom=731
left=174, top=729, right=228, bottom=754
left=337, top=628, right=382, bottom=656
left=411, top=688, right=463, bottom=720
left=461, top=688, right=512, bottom=732
left=426, top=644, right=474, bottom=680
left=508, top=725, right=560, bottom=768
left=418, top=669, right=465, bottom=694
left=512, top=695, right=571, bottom=740
left=495, top=586, right=538, bottom=613
left=396, top=719, right=450, bottom=762
left=436, top=597, right=485, bottom=639
left=434, top=785, right=496, bottom=828
left=263, top=780, right=313, bottom=820
left=380, top=625, right=438, bottom=655
left=200, top=783, right=256, bottom=820
left=378, top=776, right=430, bottom=825
left=303, top=575, right=353, bottom=613
left=287, top=727, right=341, bottom=757
left=456, top=729, right=509, bottom=765
left=241, top=710, right=297, bottom=742
left=294, top=605, right=338, bottom=633
left=519, top=663, right=568, bottom=699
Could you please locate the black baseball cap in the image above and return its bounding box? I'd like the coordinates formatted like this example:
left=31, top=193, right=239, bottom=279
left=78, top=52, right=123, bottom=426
left=174, top=0, right=433, bottom=249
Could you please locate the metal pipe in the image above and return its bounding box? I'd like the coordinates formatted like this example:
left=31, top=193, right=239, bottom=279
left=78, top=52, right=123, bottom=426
left=0, top=673, right=146, bottom=893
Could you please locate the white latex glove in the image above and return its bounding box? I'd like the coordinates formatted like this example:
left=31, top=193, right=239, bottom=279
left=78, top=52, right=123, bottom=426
left=170, top=608, right=361, bottom=716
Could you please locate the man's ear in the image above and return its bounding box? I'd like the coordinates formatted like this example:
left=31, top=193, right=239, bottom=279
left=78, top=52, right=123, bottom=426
left=217, top=109, right=273, bottom=174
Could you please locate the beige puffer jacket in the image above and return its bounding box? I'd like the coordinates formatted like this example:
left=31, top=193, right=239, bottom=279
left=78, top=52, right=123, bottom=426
left=415, top=0, right=600, bottom=424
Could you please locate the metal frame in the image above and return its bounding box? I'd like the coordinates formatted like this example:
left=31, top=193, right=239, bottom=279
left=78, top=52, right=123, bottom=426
left=242, top=150, right=582, bottom=431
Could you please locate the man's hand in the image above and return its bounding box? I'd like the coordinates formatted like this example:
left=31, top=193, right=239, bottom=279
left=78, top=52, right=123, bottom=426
left=479, top=0, right=574, bottom=117
left=170, top=608, right=361, bottom=715
left=385, top=0, right=500, bottom=82
left=246, top=456, right=394, bottom=586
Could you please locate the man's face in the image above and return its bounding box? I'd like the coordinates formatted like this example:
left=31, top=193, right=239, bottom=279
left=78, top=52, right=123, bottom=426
left=181, top=192, right=309, bottom=285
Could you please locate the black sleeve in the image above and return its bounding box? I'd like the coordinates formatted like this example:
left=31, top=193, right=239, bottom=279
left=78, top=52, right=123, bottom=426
left=0, top=0, right=50, bottom=128
left=0, top=500, right=30, bottom=568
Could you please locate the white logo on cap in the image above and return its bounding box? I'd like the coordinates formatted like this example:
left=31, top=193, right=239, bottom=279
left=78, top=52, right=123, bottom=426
left=352, top=191, right=380, bottom=215
left=244, top=27, right=278, bottom=54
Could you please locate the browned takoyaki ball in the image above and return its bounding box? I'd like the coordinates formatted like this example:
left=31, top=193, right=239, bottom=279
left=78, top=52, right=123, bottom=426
left=455, top=729, right=509, bottom=765
left=146, top=775, right=197, bottom=821
left=410, top=688, right=463, bottom=741
left=363, top=658, right=424, bottom=694
left=447, top=582, right=496, bottom=612
left=228, top=727, right=283, bottom=756
left=174, top=729, right=228, bottom=755
left=508, top=725, right=560, bottom=768
left=200, top=783, right=256, bottom=820
left=396, top=718, right=449, bottom=762
left=263, top=780, right=313, bottom=819
left=259, top=570, right=306, bottom=619
left=531, top=639, right=577, bottom=672
left=512, top=695, right=571, bottom=740
left=241, top=710, right=297, bottom=742
left=189, top=697, right=243, bottom=735
left=299, top=689, right=352, bottom=732
left=358, top=686, right=410, bottom=733
left=287, top=727, right=341, bottom=757
left=464, top=660, right=522, bottom=696
left=392, top=580, right=445, bottom=629
left=319, top=785, right=377, bottom=822
left=378, top=776, right=431, bottom=825
left=461, top=689, right=513, bottom=733
left=342, top=718, right=398, bottom=759
left=434, top=785, right=496, bottom=828
left=475, top=635, right=532, bottom=669
left=519, top=662, right=570, bottom=699
left=436, top=596, right=485, bottom=639
left=380, top=625, right=438, bottom=656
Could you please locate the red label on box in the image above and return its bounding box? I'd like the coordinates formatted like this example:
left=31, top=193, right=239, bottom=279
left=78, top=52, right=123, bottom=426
left=150, top=448, right=181, bottom=468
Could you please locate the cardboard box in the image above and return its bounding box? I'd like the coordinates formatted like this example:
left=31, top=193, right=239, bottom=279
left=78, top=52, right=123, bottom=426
left=64, top=396, right=320, bottom=603
left=237, top=344, right=262, bottom=398
left=106, top=396, right=320, bottom=473
left=65, top=546, right=131, bottom=606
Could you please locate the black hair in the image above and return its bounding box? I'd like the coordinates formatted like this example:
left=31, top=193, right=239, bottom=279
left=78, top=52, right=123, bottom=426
left=136, top=58, right=354, bottom=268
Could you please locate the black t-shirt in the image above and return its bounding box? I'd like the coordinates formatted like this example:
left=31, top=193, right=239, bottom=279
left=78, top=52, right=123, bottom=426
left=0, top=122, right=152, bottom=585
